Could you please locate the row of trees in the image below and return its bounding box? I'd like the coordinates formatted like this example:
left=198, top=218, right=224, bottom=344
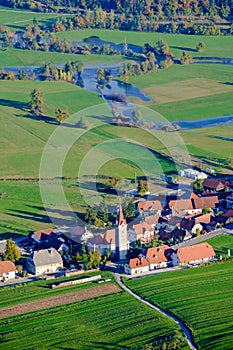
left=3, top=0, right=233, bottom=21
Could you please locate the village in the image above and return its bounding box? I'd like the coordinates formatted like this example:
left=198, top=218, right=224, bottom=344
left=0, top=174, right=233, bottom=283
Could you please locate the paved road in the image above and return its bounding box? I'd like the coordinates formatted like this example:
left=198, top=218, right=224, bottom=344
left=171, top=228, right=232, bottom=250
left=115, top=273, right=197, bottom=350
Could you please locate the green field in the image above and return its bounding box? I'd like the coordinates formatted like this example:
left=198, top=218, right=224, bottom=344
left=0, top=47, right=126, bottom=67
left=56, top=29, right=233, bottom=58
left=0, top=290, right=187, bottom=350
left=126, top=262, right=233, bottom=350
left=0, top=7, right=71, bottom=31
left=206, top=234, right=233, bottom=256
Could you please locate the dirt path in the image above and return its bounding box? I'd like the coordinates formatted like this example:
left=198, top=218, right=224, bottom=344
left=115, top=273, right=197, bottom=350
left=0, top=283, right=120, bottom=319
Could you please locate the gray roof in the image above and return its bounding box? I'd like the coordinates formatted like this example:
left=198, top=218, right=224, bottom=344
left=0, top=240, right=7, bottom=254
left=30, top=248, right=63, bottom=267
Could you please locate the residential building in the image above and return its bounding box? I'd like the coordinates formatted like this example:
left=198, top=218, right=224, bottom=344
left=87, top=229, right=116, bottom=257
left=171, top=243, right=215, bottom=266
left=0, top=261, right=16, bottom=282
left=178, top=168, right=208, bottom=180
left=142, top=245, right=173, bottom=270
left=128, top=222, right=154, bottom=244
left=27, top=248, right=63, bottom=275
left=202, top=179, right=229, bottom=192
left=124, top=257, right=149, bottom=275
left=137, top=200, right=162, bottom=216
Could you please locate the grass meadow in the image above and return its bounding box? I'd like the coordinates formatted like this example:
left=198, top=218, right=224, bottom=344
left=126, top=261, right=233, bottom=350
left=0, top=291, right=187, bottom=350
left=205, top=234, right=233, bottom=256
left=56, top=29, right=233, bottom=58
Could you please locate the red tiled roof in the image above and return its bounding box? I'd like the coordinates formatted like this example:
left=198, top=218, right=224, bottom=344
left=144, top=214, right=160, bottom=226
left=192, top=196, right=219, bottom=210
left=168, top=199, right=193, bottom=211
left=129, top=257, right=149, bottom=269
left=0, top=261, right=16, bottom=274
left=89, top=229, right=115, bottom=245
left=116, top=205, right=126, bottom=226
left=138, top=200, right=162, bottom=212
left=177, top=243, right=215, bottom=263
left=146, top=245, right=170, bottom=264
left=202, top=179, right=228, bottom=190
left=33, top=228, right=54, bottom=241
left=224, top=209, right=233, bottom=218
left=132, top=222, right=154, bottom=236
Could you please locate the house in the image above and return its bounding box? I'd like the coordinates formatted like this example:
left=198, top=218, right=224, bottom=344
left=27, top=248, right=63, bottom=275
left=171, top=243, right=215, bottom=266
left=124, top=257, right=149, bottom=275
left=142, top=245, right=173, bottom=270
left=31, top=228, right=69, bottom=254
left=202, top=179, right=229, bottom=192
left=226, top=193, right=233, bottom=209
left=178, top=168, right=208, bottom=180
left=180, top=213, right=217, bottom=234
left=216, top=209, right=233, bottom=226
left=62, top=225, right=93, bottom=252
left=159, top=228, right=191, bottom=243
left=137, top=200, right=162, bottom=215
left=128, top=222, right=154, bottom=244
left=144, top=214, right=160, bottom=227
left=168, top=194, right=219, bottom=216
left=0, top=261, right=16, bottom=282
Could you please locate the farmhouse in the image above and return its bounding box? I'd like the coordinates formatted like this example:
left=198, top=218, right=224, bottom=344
left=27, top=248, right=63, bottom=275
left=178, top=168, right=208, bottom=180
left=181, top=213, right=217, bottom=234
left=168, top=194, right=219, bottom=216
left=124, top=257, right=149, bottom=275
left=142, top=245, right=173, bottom=270
left=171, top=243, right=216, bottom=266
left=0, top=261, right=16, bottom=282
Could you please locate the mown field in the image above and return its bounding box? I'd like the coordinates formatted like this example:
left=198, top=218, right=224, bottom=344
left=126, top=261, right=233, bottom=350
left=0, top=291, right=187, bottom=350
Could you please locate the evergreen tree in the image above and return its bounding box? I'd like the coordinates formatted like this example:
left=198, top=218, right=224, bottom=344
left=30, top=89, right=44, bottom=115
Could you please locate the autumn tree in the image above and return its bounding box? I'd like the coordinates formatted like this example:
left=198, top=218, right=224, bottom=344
left=55, top=107, right=70, bottom=124
left=196, top=41, right=206, bottom=52
left=30, top=89, right=44, bottom=115
left=4, top=238, right=21, bottom=263
left=137, top=179, right=149, bottom=196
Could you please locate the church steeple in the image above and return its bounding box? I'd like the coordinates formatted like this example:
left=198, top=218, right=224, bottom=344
left=116, top=205, right=126, bottom=226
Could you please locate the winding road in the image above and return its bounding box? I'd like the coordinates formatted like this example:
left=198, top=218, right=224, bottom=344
left=114, top=272, right=197, bottom=350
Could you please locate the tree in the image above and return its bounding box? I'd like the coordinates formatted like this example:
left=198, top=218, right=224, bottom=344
left=132, top=109, right=142, bottom=126
left=123, top=197, right=136, bottom=218
left=4, top=238, right=21, bottom=263
left=88, top=250, right=101, bottom=269
left=193, top=179, right=204, bottom=192
left=137, top=179, right=149, bottom=196
left=180, top=51, right=192, bottom=64
left=84, top=206, right=97, bottom=225
left=196, top=228, right=201, bottom=236
left=55, top=107, right=70, bottom=124
left=196, top=41, right=206, bottom=52
left=30, top=89, right=44, bottom=115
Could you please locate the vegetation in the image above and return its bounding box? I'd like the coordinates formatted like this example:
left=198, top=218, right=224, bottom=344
left=126, top=262, right=233, bottom=350
left=4, top=238, right=21, bottom=262
left=0, top=291, right=187, bottom=350
left=205, top=235, right=233, bottom=256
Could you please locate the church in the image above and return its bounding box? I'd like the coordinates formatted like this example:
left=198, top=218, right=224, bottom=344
left=86, top=205, right=129, bottom=261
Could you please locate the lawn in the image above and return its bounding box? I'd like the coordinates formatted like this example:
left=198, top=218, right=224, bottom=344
left=56, top=29, right=233, bottom=58
left=126, top=261, right=233, bottom=350
left=0, top=290, right=187, bottom=350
